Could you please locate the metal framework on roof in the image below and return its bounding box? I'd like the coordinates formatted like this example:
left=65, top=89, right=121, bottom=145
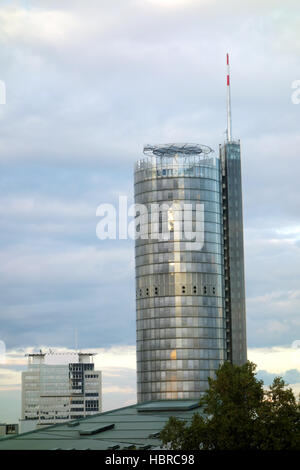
left=143, top=143, right=213, bottom=158
left=25, top=351, right=96, bottom=357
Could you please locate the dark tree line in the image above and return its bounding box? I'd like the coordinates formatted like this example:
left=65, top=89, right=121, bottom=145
left=160, top=362, right=300, bottom=450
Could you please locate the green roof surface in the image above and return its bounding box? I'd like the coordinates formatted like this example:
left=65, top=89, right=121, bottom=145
left=0, top=400, right=202, bottom=450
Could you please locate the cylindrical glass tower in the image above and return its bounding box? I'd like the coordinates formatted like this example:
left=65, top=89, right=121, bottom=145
left=134, top=143, right=226, bottom=402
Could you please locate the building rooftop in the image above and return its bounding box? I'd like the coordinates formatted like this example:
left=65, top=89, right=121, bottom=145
left=0, top=400, right=202, bottom=450
left=143, top=143, right=213, bottom=157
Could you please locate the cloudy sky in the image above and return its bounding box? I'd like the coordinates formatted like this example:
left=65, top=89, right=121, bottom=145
left=0, top=0, right=300, bottom=422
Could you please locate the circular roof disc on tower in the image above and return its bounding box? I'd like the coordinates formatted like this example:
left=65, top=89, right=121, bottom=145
left=143, top=143, right=213, bottom=157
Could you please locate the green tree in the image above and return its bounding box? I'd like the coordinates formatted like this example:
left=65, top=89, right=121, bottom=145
left=253, top=377, right=300, bottom=450
left=159, top=416, right=187, bottom=450
left=160, top=361, right=300, bottom=450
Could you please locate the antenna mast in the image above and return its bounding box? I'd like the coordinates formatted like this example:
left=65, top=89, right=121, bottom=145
left=75, top=329, right=78, bottom=353
left=226, top=53, right=232, bottom=142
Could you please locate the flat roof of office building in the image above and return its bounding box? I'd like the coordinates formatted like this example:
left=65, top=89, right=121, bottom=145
left=0, top=400, right=202, bottom=450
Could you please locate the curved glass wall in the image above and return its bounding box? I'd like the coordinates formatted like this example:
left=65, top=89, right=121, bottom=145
left=134, top=146, right=226, bottom=402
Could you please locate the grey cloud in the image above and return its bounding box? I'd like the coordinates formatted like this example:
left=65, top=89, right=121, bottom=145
left=0, top=1, right=299, bottom=356
left=257, top=368, right=300, bottom=386
left=0, top=0, right=298, bottom=167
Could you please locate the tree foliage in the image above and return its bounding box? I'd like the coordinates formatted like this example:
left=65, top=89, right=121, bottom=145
left=160, top=361, right=300, bottom=450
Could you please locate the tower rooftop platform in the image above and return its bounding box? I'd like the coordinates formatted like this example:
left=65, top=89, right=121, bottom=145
left=143, top=143, right=213, bottom=157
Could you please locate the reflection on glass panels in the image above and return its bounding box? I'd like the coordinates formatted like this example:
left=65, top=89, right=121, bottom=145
left=134, top=151, right=226, bottom=402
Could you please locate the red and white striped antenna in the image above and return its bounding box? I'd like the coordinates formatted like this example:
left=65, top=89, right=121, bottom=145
left=226, top=53, right=232, bottom=142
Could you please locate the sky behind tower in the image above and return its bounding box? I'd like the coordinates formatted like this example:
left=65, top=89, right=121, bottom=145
left=0, top=0, right=300, bottom=421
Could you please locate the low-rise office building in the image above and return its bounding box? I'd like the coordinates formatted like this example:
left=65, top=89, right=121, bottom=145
left=21, top=351, right=102, bottom=432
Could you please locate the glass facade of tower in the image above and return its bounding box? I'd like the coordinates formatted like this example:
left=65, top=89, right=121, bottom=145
left=134, top=144, right=227, bottom=402
left=220, top=141, right=247, bottom=365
